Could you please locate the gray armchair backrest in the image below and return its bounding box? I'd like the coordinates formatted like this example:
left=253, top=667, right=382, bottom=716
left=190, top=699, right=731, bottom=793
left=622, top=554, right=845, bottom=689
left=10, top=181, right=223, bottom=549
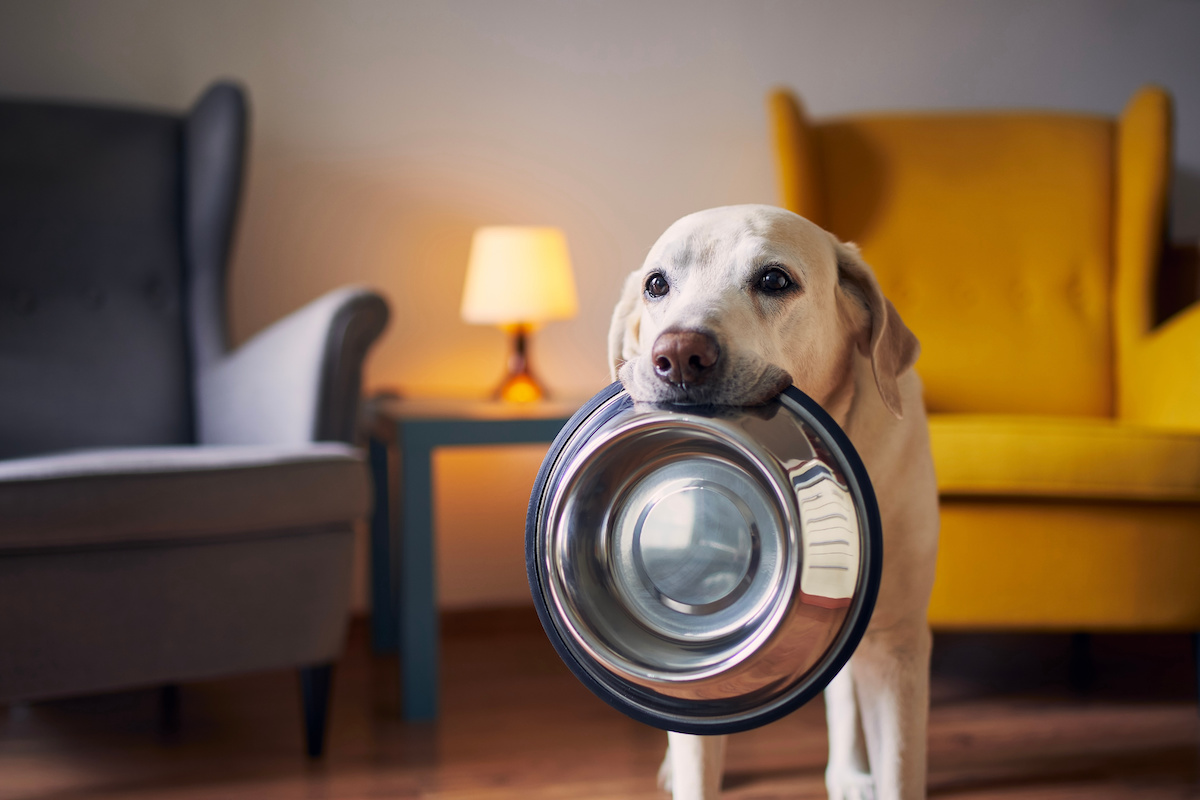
left=0, top=83, right=246, bottom=459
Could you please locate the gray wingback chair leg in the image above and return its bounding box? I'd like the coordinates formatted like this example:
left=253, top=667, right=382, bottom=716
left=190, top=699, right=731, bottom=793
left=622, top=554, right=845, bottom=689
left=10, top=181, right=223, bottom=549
left=300, top=664, right=334, bottom=758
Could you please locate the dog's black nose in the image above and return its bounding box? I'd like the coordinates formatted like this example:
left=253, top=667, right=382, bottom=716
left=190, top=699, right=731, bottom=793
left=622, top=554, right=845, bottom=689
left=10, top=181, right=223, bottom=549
left=652, top=330, right=720, bottom=385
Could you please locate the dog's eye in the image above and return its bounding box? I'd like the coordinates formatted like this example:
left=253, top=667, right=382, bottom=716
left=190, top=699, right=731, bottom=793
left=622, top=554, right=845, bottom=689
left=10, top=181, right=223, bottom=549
left=758, top=267, right=791, bottom=293
left=645, top=273, right=670, bottom=298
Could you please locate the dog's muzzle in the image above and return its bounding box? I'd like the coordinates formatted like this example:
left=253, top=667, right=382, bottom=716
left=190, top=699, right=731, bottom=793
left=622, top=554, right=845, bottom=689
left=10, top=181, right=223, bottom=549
left=525, top=382, right=882, bottom=735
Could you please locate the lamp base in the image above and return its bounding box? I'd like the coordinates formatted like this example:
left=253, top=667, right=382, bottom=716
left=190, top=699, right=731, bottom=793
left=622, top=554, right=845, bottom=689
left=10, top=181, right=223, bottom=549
left=493, top=324, right=547, bottom=403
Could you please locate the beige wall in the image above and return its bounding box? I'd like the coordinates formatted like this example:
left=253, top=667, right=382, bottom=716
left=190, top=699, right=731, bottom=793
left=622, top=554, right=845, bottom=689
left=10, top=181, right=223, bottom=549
left=2, top=0, right=1198, bottom=610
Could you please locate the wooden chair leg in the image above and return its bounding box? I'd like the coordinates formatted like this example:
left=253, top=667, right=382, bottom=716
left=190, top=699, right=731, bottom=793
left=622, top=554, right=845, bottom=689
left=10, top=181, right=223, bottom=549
left=1068, top=633, right=1094, bottom=693
left=1192, top=633, right=1200, bottom=714
left=299, top=664, right=334, bottom=758
left=159, top=684, right=181, bottom=736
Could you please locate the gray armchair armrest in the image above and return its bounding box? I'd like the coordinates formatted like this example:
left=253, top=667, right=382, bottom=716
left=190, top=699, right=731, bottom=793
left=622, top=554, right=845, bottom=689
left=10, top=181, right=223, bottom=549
left=197, top=287, right=389, bottom=446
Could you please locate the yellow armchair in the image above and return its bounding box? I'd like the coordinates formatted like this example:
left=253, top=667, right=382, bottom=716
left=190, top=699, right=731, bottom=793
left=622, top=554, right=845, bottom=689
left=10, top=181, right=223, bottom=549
left=769, top=86, right=1200, bottom=631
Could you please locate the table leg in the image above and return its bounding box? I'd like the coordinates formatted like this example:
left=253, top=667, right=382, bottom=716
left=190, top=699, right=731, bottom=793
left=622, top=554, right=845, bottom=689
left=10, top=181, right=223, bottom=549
left=397, top=425, right=439, bottom=721
left=368, top=437, right=397, bottom=652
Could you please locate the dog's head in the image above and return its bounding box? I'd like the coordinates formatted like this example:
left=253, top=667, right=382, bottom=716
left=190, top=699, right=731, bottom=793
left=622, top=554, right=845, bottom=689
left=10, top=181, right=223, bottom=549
left=608, top=205, right=918, bottom=417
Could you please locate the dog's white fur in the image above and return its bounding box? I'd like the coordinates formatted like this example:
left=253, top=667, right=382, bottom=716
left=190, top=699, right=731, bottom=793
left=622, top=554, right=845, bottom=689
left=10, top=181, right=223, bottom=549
left=608, top=206, right=939, bottom=800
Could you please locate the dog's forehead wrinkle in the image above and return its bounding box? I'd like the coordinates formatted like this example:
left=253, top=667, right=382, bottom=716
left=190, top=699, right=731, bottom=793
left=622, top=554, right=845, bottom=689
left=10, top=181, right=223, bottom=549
left=669, top=235, right=721, bottom=271
left=670, top=245, right=692, bottom=270
left=742, top=239, right=797, bottom=273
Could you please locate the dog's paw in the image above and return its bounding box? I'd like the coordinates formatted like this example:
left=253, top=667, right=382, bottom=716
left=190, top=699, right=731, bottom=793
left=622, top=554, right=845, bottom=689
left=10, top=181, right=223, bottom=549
left=826, top=769, right=875, bottom=800
left=657, top=749, right=673, bottom=792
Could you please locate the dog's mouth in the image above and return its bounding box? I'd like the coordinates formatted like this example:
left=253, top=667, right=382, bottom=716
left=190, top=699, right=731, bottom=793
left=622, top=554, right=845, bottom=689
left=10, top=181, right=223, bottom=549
left=620, top=360, right=793, bottom=407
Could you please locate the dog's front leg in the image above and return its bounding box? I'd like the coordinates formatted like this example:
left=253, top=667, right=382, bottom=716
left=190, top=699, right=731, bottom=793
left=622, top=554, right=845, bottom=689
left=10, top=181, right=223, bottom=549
left=659, top=732, right=727, bottom=799
left=851, top=623, right=932, bottom=800
left=824, top=663, right=875, bottom=800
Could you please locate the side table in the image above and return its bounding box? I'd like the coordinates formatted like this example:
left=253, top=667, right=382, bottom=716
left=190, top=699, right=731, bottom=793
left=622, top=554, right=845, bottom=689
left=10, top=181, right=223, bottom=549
left=365, top=395, right=581, bottom=721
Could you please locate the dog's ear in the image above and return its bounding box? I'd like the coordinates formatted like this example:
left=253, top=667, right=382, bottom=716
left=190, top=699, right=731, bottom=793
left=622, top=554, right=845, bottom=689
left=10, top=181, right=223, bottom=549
left=835, top=240, right=920, bottom=419
left=607, top=271, right=645, bottom=380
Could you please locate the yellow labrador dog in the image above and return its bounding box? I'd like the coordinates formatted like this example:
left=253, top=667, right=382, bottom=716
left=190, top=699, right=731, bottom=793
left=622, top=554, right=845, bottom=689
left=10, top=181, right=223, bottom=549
left=608, top=205, right=939, bottom=800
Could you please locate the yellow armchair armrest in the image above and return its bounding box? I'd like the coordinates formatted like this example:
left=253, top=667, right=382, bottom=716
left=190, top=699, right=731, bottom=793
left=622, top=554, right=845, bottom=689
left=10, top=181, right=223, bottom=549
left=1121, top=298, right=1200, bottom=429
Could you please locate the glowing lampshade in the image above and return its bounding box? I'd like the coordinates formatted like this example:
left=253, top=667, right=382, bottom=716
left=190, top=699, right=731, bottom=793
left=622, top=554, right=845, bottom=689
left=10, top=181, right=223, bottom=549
left=461, top=226, right=578, bottom=402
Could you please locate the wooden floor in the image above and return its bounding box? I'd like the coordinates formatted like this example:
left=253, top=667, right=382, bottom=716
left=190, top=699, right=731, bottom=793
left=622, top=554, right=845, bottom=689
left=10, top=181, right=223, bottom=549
left=2, top=611, right=1199, bottom=799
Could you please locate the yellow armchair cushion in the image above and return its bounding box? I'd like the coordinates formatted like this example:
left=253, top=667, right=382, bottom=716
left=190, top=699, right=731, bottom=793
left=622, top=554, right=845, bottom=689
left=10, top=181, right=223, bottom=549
left=931, top=501, right=1200, bottom=630
left=930, top=414, right=1200, bottom=502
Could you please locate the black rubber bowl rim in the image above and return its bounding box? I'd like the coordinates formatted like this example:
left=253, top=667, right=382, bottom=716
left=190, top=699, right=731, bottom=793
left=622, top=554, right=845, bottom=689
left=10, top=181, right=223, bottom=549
left=525, top=382, right=883, bottom=735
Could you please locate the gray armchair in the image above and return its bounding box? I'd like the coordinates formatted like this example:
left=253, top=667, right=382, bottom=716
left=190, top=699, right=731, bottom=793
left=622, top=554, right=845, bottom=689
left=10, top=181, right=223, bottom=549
left=0, top=82, right=389, bottom=757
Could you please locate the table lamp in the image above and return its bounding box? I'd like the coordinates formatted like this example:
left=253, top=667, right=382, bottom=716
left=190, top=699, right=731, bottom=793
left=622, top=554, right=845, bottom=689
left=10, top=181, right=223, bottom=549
left=461, top=226, right=578, bottom=402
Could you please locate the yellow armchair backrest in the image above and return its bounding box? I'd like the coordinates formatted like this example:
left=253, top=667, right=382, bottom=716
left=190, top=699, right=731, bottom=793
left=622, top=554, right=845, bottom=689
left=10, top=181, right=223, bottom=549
left=769, top=88, right=1173, bottom=419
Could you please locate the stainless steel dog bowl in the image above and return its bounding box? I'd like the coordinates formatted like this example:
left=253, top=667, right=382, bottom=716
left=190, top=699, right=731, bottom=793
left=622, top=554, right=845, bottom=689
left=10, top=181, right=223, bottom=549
left=526, top=383, right=881, bottom=734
